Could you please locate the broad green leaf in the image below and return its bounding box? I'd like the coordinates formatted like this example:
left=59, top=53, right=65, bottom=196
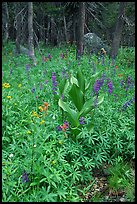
left=69, top=84, right=84, bottom=111
left=77, top=68, right=85, bottom=93
left=58, top=99, right=79, bottom=126
left=70, top=76, right=79, bottom=86
left=79, top=98, right=94, bottom=116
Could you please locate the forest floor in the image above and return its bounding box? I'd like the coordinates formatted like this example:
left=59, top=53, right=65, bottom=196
left=80, top=161, right=135, bottom=202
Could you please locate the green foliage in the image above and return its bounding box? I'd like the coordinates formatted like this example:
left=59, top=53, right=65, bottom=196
left=58, top=68, right=104, bottom=137
left=2, top=42, right=135, bottom=202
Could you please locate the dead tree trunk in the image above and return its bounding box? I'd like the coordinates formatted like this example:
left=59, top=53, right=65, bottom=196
left=110, top=2, right=126, bottom=58
left=76, top=2, right=85, bottom=60
left=28, top=2, right=36, bottom=65
left=63, top=15, right=68, bottom=43
left=15, top=3, right=22, bottom=54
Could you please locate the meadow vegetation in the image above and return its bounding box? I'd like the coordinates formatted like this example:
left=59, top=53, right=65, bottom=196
left=2, top=42, right=135, bottom=202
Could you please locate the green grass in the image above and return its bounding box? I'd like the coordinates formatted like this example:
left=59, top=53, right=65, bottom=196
left=2, top=42, right=135, bottom=202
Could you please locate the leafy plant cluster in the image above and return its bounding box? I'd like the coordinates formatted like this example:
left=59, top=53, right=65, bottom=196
left=2, top=42, right=135, bottom=201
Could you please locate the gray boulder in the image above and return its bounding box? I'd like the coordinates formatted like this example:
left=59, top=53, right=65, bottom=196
left=84, top=33, right=110, bottom=55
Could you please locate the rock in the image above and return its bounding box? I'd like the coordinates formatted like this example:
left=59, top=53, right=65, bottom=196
left=84, top=33, right=110, bottom=55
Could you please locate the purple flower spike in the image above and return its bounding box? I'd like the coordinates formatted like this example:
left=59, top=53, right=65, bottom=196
left=22, top=171, right=29, bottom=183
left=79, top=117, right=85, bottom=125
left=52, top=72, right=57, bottom=95
left=108, top=81, right=113, bottom=94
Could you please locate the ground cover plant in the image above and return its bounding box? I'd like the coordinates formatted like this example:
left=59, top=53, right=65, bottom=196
left=2, top=42, right=135, bottom=202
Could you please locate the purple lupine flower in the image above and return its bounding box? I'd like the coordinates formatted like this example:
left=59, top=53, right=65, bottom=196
left=114, top=94, right=118, bottom=101
left=94, top=79, right=104, bottom=95
left=79, top=117, right=85, bottom=125
left=22, top=171, right=29, bottom=183
left=108, top=81, right=113, bottom=94
left=25, top=64, right=30, bottom=72
left=56, top=126, right=62, bottom=131
left=120, top=80, right=124, bottom=87
left=62, top=68, right=66, bottom=79
left=52, top=72, right=57, bottom=94
left=48, top=53, right=52, bottom=60
left=94, top=79, right=101, bottom=95
left=31, top=87, right=36, bottom=93
left=60, top=52, right=65, bottom=59
left=64, top=121, right=69, bottom=128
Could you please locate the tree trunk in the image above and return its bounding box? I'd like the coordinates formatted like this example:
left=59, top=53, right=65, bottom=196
left=50, top=17, right=57, bottom=46
left=76, top=2, right=85, bottom=60
left=110, top=2, right=126, bottom=58
left=28, top=2, right=36, bottom=65
left=15, top=3, right=22, bottom=54
left=63, top=15, right=68, bottom=43
left=5, top=2, right=9, bottom=42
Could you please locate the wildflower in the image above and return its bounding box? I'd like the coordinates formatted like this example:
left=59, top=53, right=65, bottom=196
left=48, top=53, right=52, bottom=60
left=25, top=64, right=30, bottom=72
left=116, top=65, right=118, bottom=69
left=79, top=117, right=85, bottom=125
left=6, top=96, right=12, bottom=99
left=58, top=140, right=63, bottom=145
left=51, top=160, right=56, bottom=165
left=31, top=87, right=36, bottom=93
left=57, top=126, right=62, bottom=131
left=38, top=106, right=43, bottom=111
left=34, top=144, right=37, bottom=147
left=52, top=72, right=57, bottom=95
left=60, top=52, right=65, bottom=59
left=22, top=171, right=29, bottom=183
left=18, top=84, right=22, bottom=88
left=120, top=80, right=124, bottom=86
left=9, top=153, right=14, bottom=158
left=42, top=56, right=48, bottom=62
left=60, top=121, right=69, bottom=131
left=40, top=120, right=45, bottom=124
left=118, top=74, right=123, bottom=77
left=108, top=81, right=113, bottom=94
left=94, top=80, right=101, bottom=95
left=27, top=130, right=31, bottom=134
left=2, top=83, right=11, bottom=88
left=32, top=111, right=39, bottom=118
left=57, top=121, right=69, bottom=132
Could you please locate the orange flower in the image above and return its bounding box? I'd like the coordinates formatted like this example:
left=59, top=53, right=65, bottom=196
left=118, top=74, right=123, bottom=77
left=39, top=102, right=49, bottom=112
left=116, top=66, right=118, bottom=69
left=60, top=123, right=68, bottom=131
